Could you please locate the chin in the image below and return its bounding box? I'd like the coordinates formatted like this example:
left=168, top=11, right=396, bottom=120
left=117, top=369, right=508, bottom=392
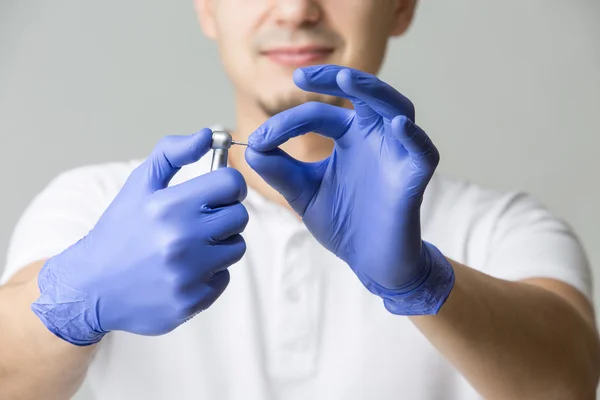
left=257, top=89, right=345, bottom=117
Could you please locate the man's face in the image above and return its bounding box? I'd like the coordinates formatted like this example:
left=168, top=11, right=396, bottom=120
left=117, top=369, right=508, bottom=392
left=196, top=0, right=416, bottom=116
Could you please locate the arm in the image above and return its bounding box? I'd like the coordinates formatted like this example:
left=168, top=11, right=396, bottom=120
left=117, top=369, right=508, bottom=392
left=0, top=262, right=96, bottom=400
left=244, top=65, right=600, bottom=399
left=0, top=130, right=248, bottom=399
left=412, top=261, right=600, bottom=399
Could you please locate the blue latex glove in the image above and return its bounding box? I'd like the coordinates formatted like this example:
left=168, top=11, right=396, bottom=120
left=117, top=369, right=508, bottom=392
left=246, top=65, right=454, bottom=315
left=32, top=129, right=249, bottom=345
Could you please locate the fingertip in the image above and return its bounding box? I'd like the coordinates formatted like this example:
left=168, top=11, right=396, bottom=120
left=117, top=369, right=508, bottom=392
left=336, top=68, right=363, bottom=99
left=208, top=269, right=230, bottom=292
left=206, top=167, right=247, bottom=205
left=196, top=127, right=214, bottom=145
left=236, top=170, right=248, bottom=202
left=246, top=123, right=265, bottom=148
left=294, top=65, right=340, bottom=90
left=247, top=132, right=267, bottom=151
left=197, top=127, right=214, bottom=138
left=391, top=115, right=419, bottom=142
left=190, top=127, right=214, bottom=161
left=293, top=68, right=309, bottom=90
left=245, top=147, right=291, bottom=179
left=244, top=145, right=257, bottom=162
left=391, top=115, right=408, bottom=130
left=244, top=146, right=267, bottom=173
left=223, top=167, right=248, bottom=202
left=335, top=68, right=352, bottom=84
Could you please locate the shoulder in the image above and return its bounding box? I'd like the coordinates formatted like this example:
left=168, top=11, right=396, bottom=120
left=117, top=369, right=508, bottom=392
left=45, top=160, right=142, bottom=192
left=27, top=160, right=141, bottom=212
left=20, top=159, right=147, bottom=229
left=427, top=174, right=550, bottom=228
left=428, top=174, right=591, bottom=299
left=424, top=174, right=577, bottom=261
left=1, top=160, right=142, bottom=284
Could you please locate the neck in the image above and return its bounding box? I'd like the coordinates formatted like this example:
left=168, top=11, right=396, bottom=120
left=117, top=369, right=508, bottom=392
left=228, top=92, right=334, bottom=210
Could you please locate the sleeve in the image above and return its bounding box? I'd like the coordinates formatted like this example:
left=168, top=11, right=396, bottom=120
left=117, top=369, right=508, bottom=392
left=481, top=193, right=592, bottom=301
left=0, top=166, right=112, bottom=285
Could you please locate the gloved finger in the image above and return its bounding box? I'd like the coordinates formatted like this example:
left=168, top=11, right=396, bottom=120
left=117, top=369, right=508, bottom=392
left=168, top=167, right=248, bottom=209
left=293, top=66, right=377, bottom=120
left=176, top=234, right=245, bottom=290
left=391, top=115, right=440, bottom=172
left=205, top=202, right=249, bottom=242
left=137, top=128, right=213, bottom=192
left=248, top=102, right=353, bottom=151
left=180, top=270, right=231, bottom=321
left=245, top=146, right=327, bottom=216
left=335, top=68, right=415, bottom=122
left=209, top=235, right=247, bottom=273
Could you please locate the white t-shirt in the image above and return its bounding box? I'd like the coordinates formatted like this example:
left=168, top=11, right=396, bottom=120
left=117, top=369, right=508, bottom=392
left=1, top=149, right=591, bottom=400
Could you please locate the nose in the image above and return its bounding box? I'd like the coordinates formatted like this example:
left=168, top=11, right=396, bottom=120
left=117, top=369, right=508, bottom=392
left=273, top=0, right=321, bottom=27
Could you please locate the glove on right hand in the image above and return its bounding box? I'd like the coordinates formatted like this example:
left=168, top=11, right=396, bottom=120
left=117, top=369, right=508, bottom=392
left=32, top=128, right=249, bottom=345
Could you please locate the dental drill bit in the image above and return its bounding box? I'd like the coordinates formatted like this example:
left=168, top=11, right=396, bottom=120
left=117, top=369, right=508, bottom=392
left=210, top=131, right=247, bottom=171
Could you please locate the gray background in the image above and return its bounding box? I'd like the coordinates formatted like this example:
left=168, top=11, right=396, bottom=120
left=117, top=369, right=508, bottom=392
left=1, top=1, right=599, bottom=399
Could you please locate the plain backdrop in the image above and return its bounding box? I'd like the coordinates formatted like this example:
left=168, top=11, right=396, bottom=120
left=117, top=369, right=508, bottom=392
left=1, top=1, right=599, bottom=399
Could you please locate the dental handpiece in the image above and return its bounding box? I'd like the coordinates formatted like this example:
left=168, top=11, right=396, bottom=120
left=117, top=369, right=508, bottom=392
left=210, top=130, right=247, bottom=171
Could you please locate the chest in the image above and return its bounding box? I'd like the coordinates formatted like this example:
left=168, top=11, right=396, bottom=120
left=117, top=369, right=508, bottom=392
left=88, top=204, right=480, bottom=399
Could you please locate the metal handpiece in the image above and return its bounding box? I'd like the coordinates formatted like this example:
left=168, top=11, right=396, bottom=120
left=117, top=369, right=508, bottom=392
left=209, top=131, right=249, bottom=171
left=210, top=131, right=233, bottom=171
left=210, top=148, right=228, bottom=171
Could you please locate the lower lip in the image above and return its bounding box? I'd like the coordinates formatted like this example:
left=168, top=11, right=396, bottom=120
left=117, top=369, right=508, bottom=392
left=264, top=50, right=332, bottom=66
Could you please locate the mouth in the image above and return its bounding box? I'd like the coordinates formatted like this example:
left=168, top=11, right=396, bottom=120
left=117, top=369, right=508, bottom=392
left=261, top=45, right=334, bottom=67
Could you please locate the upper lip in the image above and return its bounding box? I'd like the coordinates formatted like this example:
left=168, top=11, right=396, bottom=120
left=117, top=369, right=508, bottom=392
left=260, top=45, right=334, bottom=54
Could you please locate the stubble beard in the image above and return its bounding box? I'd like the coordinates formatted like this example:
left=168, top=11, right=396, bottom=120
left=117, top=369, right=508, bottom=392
left=257, top=91, right=346, bottom=118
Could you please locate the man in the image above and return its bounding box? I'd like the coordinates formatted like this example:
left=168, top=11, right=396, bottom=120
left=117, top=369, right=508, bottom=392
left=0, top=1, right=598, bottom=399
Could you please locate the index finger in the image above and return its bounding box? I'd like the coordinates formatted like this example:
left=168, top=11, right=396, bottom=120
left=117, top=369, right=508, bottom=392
left=248, top=101, right=353, bottom=151
left=167, top=167, right=248, bottom=208
left=293, top=66, right=377, bottom=120
left=297, top=65, right=415, bottom=122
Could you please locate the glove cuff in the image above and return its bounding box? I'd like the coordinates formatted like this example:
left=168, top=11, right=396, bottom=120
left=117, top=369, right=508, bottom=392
left=31, top=254, right=105, bottom=346
left=377, top=241, right=455, bottom=316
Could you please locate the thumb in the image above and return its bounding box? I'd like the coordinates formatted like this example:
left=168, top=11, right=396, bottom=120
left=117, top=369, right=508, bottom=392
left=245, top=146, right=326, bottom=216
left=139, top=128, right=213, bottom=191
